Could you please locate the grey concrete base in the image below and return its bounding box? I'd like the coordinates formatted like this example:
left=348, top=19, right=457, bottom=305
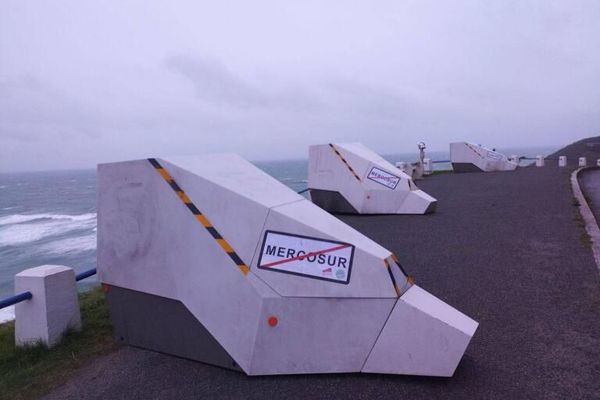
left=451, top=162, right=484, bottom=173
left=105, top=285, right=242, bottom=371
left=309, top=189, right=359, bottom=214
left=15, top=265, right=81, bottom=347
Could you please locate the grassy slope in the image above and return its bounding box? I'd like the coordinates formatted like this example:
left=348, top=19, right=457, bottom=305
left=0, top=288, right=117, bottom=400
left=547, top=135, right=600, bottom=161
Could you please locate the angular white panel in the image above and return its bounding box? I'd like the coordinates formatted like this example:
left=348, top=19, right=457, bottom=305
left=450, top=142, right=518, bottom=172
left=98, top=159, right=182, bottom=299
left=250, top=199, right=398, bottom=298
left=362, top=285, right=478, bottom=377
left=308, top=143, right=437, bottom=214
left=249, top=297, right=395, bottom=375
left=98, top=154, right=476, bottom=377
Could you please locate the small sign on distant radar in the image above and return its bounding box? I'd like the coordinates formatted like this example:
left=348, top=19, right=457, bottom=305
left=367, top=167, right=400, bottom=190
left=486, top=151, right=503, bottom=161
left=257, top=231, right=354, bottom=284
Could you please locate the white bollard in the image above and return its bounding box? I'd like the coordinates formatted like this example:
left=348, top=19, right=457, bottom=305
left=597, top=159, right=600, bottom=167
left=579, top=157, right=587, bottom=167
left=558, top=156, right=567, bottom=167
left=535, top=155, right=545, bottom=167
left=423, top=158, right=432, bottom=175
left=15, top=265, right=81, bottom=347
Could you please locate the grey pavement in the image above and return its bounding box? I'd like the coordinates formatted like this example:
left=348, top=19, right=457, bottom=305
left=42, top=165, right=600, bottom=400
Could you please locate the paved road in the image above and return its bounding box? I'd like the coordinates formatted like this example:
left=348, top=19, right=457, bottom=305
left=43, top=165, right=600, bottom=400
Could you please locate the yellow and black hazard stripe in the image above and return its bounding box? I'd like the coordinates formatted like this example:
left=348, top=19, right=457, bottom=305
left=384, top=254, right=414, bottom=297
left=384, top=258, right=402, bottom=297
left=329, top=144, right=361, bottom=182
left=465, top=143, right=485, bottom=160
left=148, top=158, right=250, bottom=276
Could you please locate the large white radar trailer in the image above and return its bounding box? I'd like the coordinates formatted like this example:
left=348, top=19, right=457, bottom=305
left=450, top=142, right=518, bottom=172
left=98, top=154, right=477, bottom=376
left=307, top=143, right=437, bottom=214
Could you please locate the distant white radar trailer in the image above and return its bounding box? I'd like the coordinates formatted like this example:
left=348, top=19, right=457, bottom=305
left=97, top=153, right=477, bottom=377
left=450, top=142, right=518, bottom=172
left=307, top=143, right=437, bottom=214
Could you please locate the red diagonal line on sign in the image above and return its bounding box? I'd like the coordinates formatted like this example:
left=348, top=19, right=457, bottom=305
left=261, top=243, right=351, bottom=268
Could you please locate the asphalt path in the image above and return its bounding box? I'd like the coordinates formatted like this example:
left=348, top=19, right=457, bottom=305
left=42, top=165, right=600, bottom=400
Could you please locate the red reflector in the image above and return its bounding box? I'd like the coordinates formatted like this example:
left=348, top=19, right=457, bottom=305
left=267, top=315, right=278, bottom=327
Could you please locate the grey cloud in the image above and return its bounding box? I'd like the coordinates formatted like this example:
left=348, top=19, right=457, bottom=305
left=165, top=54, right=421, bottom=123
left=0, top=75, right=100, bottom=141
left=165, top=54, right=324, bottom=113
left=0, top=1, right=598, bottom=171
left=165, top=55, right=268, bottom=109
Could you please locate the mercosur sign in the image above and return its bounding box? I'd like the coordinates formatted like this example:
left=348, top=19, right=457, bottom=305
left=257, top=231, right=354, bottom=284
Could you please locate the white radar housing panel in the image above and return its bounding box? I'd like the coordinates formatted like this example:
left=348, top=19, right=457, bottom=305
left=450, top=142, right=518, bottom=172
left=307, top=143, right=437, bottom=214
left=97, top=154, right=477, bottom=377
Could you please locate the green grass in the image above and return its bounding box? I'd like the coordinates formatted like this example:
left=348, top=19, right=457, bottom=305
left=0, top=287, right=117, bottom=400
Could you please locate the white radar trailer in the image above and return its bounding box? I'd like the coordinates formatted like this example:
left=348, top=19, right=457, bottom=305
left=98, top=154, right=477, bottom=376
left=307, top=143, right=437, bottom=214
left=450, top=142, right=518, bottom=172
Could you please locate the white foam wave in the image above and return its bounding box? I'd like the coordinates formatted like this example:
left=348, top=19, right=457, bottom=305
left=0, top=213, right=96, bottom=226
left=38, top=233, right=97, bottom=255
left=0, top=213, right=96, bottom=246
left=0, top=306, right=15, bottom=324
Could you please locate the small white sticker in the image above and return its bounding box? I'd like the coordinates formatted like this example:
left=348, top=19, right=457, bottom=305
left=367, top=167, right=400, bottom=190
left=257, top=231, right=354, bottom=284
left=486, top=151, right=503, bottom=161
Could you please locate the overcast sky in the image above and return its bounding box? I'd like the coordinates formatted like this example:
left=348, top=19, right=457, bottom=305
left=1, top=1, right=599, bottom=172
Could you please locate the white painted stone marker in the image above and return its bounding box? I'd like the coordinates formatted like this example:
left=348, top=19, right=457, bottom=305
left=579, top=157, right=587, bottom=167
left=15, top=265, right=81, bottom=347
left=559, top=156, right=567, bottom=167
left=423, top=158, right=433, bottom=175
left=536, top=155, right=545, bottom=167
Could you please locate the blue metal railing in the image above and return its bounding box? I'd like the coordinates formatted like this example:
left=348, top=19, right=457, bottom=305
left=0, top=291, right=33, bottom=310
left=0, top=268, right=97, bottom=310
left=76, top=268, right=97, bottom=282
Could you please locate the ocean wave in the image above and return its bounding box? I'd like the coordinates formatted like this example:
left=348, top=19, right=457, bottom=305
left=0, top=213, right=96, bottom=226
left=38, top=233, right=97, bottom=255
left=0, top=306, right=14, bottom=324
left=0, top=213, right=96, bottom=246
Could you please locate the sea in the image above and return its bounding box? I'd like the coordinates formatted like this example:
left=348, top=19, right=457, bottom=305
left=0, top=146, right=557, bottom=321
